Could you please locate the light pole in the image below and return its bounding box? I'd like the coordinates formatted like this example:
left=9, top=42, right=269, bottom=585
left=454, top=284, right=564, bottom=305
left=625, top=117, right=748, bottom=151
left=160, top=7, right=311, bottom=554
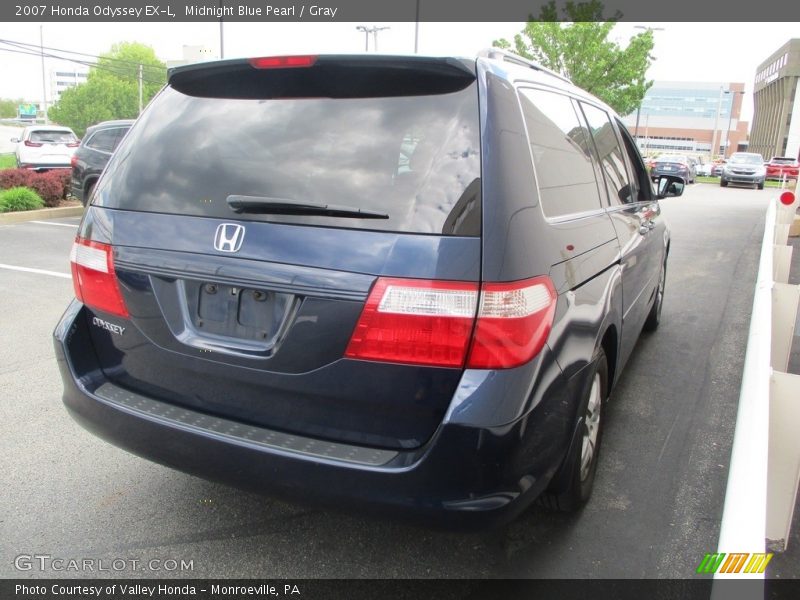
left=356, top=25, right=390, bottom=52
left=711, top=85, right=725, bottom=160
left=723, top=90, right=745, bottom=158
left=632, top=26, right=664, bottom=144
left=39, top=25, right=47, bottom=124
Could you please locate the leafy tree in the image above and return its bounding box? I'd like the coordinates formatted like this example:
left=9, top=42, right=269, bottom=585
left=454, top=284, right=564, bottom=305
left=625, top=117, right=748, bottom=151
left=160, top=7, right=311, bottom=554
left=494, top=1, right=654, bottom=116
left=0, top=98, right=26, bottom=119
left=48, top=42, right=166, bottom=137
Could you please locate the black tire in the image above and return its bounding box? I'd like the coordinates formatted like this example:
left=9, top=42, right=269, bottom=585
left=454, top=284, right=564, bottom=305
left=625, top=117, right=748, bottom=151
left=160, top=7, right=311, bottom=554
left=541, top=349, right=609, bottom=512
left=757, top=181, right=764, bottom=190
left=644, top=258, right=666, bottom=332
left=720, top=179, right=728, bottom=187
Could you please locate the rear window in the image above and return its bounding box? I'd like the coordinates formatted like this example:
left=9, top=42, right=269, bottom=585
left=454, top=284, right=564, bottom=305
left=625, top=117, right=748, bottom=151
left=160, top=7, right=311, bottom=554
left=29, top=130, right=76, bottom=144
left=97, top=80, right=481, bottom=236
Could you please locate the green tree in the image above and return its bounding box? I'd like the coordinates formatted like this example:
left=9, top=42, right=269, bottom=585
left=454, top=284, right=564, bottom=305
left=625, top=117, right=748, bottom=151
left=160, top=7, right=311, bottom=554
left=494, top=1, right=654, bottom=116
left=0, top=98, right=26, bottom=119
left=49, top=42, right=166, bottom=136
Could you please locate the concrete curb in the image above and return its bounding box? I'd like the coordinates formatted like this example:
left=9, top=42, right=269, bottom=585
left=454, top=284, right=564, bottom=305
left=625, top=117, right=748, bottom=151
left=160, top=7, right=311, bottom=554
left=0, top=205, right=84, bottom=225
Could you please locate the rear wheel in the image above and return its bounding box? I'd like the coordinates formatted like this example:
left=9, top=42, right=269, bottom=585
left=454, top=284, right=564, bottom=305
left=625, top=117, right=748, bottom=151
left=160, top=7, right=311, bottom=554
left=720, top=179, right=728, bottom=187
left=541, top=349, right=608, bottom=512
left=644, top=259, right=666, bottom=332
left=757, top=181, right=764, bottom=190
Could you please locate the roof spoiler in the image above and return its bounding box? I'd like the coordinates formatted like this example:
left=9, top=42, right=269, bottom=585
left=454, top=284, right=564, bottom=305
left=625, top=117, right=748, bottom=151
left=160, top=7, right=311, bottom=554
left=478, top=47, right=572, bottom=84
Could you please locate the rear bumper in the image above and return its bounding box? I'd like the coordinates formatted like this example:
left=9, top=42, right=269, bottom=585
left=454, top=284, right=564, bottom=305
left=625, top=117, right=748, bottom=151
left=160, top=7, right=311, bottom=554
left=54, top=301, right=572, bottom=527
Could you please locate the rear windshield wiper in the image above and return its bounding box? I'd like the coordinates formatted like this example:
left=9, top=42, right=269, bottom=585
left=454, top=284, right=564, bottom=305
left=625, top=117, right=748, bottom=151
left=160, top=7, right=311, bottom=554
left=226, top=195, right=388, bottom=219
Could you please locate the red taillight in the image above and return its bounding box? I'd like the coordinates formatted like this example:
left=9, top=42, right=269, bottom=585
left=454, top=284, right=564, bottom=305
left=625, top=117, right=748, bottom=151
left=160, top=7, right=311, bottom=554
left=345, top=276, right=557, bottom=369
left=24, top=140, right=43, bottom=147
left=345, top=278, right=478, bottom=368
left=466, top=277, right=557, bottom=369
left=69, top=237, right=129, bottom=318
left=249, top=55, right=317, bottom=69
left=70, top=155, right=78, bottom=167
left=67, top=141, right=80, bottom=147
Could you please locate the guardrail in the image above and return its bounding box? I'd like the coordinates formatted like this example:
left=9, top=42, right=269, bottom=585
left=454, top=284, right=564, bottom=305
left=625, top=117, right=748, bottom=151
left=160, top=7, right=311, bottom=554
left=713, top=185, right=800, bottom=591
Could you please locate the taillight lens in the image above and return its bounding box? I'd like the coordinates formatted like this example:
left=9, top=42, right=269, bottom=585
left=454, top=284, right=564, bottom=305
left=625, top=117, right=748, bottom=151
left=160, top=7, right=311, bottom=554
left=249, top=55, right=317, bottom=69
left=345, top=278, right=478, bottom=368
left=70, top=155, right=78, bottom=167
left=69, top=237, right=129, bottom=317
left=67, top=141, right=80, bottom=147
left=24, top=140, right=43, bottom=147
left=345, top=276, right=557, bottom=369
left=466, top=277, right=557, bottom=369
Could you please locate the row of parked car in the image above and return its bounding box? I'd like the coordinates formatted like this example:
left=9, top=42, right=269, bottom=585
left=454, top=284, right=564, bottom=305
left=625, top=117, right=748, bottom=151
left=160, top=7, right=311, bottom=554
left=11, top=121, right=133, bottom=205
left=645, top=152, right=799, bottom=190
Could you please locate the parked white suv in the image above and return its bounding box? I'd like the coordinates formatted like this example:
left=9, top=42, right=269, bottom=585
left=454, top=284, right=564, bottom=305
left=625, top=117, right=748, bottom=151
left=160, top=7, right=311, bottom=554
left=12, top=125, right=79, bottom=170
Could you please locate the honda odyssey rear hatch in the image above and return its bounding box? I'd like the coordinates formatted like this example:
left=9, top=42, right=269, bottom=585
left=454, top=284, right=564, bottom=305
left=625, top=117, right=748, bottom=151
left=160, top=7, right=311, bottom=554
left=73, top=55, right=482, bottom=451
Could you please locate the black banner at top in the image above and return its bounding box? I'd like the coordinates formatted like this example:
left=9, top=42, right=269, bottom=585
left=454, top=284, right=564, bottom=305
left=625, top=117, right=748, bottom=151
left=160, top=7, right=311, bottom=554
left=2, top=0, right=800, bottom=22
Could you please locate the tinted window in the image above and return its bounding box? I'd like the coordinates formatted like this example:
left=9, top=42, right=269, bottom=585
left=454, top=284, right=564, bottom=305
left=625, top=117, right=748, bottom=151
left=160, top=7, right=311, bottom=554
left=97, top=85, right=481, bottom=236
left=580, top=103, right=634, bottom=205
left=86, top=129, right=117, bottom=153
left=518, top=88, right=602, bottom=217
left=615, top=119, right=653, bottom=202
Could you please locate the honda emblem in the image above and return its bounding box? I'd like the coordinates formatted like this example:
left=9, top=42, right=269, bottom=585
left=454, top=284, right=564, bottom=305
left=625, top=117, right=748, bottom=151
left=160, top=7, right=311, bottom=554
left=214, top=223, right=245, bottom=253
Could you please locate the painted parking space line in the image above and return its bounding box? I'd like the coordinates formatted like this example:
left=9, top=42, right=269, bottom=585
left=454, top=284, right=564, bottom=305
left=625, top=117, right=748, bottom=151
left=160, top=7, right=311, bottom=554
left=29, top=220, right=79, bottom=228
left=0, top=263, right=71, bottom=279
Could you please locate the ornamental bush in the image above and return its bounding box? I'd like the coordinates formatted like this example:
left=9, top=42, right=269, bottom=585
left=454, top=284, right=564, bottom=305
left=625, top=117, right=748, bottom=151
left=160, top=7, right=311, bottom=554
left=0, top=186, right=44, bottom=212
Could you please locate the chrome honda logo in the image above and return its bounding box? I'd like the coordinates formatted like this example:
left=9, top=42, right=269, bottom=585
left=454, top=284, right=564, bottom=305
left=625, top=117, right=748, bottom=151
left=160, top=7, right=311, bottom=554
left=214, top=223, right=245, bottom=253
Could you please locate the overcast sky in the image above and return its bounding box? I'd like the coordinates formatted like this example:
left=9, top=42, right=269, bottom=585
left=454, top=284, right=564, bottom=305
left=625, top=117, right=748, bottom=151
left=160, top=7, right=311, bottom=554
left=0, top=21, right=797, bottom=124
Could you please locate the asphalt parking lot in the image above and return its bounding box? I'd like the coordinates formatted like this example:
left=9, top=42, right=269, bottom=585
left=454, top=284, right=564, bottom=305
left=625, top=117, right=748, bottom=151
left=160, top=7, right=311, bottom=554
left=1, top=183, right=795, bottom=580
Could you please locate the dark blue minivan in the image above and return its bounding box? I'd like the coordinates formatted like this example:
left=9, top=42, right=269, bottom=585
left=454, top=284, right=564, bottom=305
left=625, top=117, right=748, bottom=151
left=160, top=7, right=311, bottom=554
left=55, top=50, right=682, bottom=525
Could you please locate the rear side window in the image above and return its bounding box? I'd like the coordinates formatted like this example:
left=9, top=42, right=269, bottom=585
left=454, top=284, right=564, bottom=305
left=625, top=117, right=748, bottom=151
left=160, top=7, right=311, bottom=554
left=97, top=82, right=481, bottom=236
left=86, top=129, right=118, bottom=153
left=518, top=88, right=602, bottom=218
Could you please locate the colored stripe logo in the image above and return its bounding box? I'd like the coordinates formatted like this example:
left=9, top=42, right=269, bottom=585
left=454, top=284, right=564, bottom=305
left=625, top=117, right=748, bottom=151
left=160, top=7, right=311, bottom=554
left=696, top=553, right=773, bottom=574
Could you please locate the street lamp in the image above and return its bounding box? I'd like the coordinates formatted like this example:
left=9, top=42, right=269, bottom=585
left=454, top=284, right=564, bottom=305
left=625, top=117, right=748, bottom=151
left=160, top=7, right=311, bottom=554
left=356, top=25, right=390, bottom=52
left=632, top=26, right=664, bottom=142
left=723, top=90, right=746, bottom=158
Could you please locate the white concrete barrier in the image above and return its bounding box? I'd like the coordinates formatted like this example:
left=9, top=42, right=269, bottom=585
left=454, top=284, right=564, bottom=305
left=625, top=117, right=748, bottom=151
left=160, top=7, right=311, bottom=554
left=713, top=187, right=800, bottom=593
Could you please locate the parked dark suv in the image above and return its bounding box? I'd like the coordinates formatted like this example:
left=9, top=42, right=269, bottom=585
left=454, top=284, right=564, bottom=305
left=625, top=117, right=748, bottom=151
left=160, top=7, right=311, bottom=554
left=70, top=119, right=133, bottom=205
left=55, top=50, right=682, bottom=526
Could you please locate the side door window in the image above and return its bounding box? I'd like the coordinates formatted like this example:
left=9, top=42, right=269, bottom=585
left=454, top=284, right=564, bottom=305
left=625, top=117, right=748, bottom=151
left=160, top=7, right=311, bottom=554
left=110, top=128, right=129, bottom=152
left=517, top=87, right=603, bottom=218
left=614, top=119, right=654, bottom=202
left=579, top=102, right=636, bottom=206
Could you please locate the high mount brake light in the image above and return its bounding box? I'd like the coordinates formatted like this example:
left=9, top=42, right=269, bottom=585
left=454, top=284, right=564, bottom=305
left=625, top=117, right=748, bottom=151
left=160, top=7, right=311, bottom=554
left=69, top=237, right=129, bottom=318
left=345, top=276, right=557, bottom=369
left=249, top=55, right=318, bottom=69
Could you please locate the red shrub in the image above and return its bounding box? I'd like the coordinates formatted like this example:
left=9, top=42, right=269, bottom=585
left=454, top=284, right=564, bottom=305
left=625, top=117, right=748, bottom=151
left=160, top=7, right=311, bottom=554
left=0, top=168, right=71, bottom=208
left=0, top=168, right=36, bottom=190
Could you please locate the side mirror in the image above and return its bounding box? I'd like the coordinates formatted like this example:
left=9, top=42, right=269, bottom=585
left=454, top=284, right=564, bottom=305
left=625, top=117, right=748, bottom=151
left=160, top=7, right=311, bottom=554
left=10, top=137, right=19, bottom=143
left=656, top=175, right=685, bottom=199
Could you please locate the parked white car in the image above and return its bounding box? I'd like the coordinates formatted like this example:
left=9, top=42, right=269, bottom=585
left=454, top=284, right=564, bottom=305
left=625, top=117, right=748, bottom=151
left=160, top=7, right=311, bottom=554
left=12, top=125, right=79, bottom=170
left=695, top=162, right=713, bottom=177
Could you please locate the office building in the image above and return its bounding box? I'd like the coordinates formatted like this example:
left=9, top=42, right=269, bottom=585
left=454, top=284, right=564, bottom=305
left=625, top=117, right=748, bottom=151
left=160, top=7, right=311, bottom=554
left=749, top=39, right=800, bottom=161
left=621, top=81, right=747, bottom=158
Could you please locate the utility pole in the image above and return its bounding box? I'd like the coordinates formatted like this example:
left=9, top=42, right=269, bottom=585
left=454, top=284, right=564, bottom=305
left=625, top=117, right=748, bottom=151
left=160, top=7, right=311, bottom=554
left=39, top=25, right=47, bottom=124
left=356, top=25, right=370, bottom=51
left=138, top=64, right=143, bottom=114
left=218, top=0, right=224, bottom=58
left=414, top=0, right=420, bottom=53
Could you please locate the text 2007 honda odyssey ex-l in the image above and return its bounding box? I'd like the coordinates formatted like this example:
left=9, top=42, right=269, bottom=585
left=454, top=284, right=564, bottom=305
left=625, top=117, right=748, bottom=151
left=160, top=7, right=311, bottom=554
left=55, top=49, right=683, bottom=525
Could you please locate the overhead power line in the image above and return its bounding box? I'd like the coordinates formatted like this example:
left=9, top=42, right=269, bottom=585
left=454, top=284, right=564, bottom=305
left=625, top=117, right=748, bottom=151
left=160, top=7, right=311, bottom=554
left=0, top=45, right=166, bottom=86
left=0, top=37, right=167, bottom=71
